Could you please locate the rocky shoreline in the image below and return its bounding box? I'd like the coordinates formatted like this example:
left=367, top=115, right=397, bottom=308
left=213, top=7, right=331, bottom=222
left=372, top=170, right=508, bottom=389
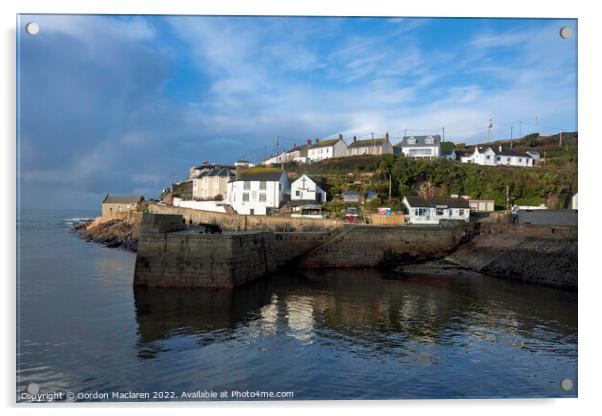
left=74, top=218, right=140, bottom=252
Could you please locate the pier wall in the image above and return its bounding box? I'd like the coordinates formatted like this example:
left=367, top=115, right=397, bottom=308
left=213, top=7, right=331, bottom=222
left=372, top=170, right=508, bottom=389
left=133, top=214, right=475, bottom=288
left=147, top=203, right=343, bottom=232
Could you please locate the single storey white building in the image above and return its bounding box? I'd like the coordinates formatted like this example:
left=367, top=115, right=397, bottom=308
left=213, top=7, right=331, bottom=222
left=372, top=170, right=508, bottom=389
left=291, top=174, right=328, bottom=203
left=227, top=169, right=289, bottom=215
left=403, top=196, right=470, bottom=225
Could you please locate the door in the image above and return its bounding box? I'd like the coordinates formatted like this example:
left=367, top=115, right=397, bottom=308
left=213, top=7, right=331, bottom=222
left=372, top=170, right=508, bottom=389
left=250, top=209, right=254, bottom=215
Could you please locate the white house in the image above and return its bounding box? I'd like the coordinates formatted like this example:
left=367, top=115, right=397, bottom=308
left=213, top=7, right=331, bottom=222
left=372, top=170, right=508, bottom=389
left=403, top=196, right=470, bottom=225
left=262, top=152, right=287, bottom=165
left=461, top=145, right=535, bottom=167
left=227, top=169, right=289, bottom=215
left=291, top=174, right=328, bottom=203
left=307, top=135, right=348, bottom=162
left=399, top=135, right=441, bottom=159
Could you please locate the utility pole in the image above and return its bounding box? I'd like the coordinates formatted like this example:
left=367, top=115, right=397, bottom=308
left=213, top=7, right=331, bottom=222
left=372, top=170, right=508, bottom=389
left=506, top=185, right=510, bottom=212
left=389, top=174, right=392, bottom=202
left=276, top=136, right=279, bottom=163
left=519, top=121, right=522, bottom=138
left=442, top=127, right=445, bottom=141
left=487, top=119, right=493, bottom=143
left=264, top=145, right=267, bottom=162
left=559, top=131, right=563, bottom=148
left=404, top=128, right=407, bottom=137
left=510, top=126, right=513, bottom=149
left=371, top=132, right=374, bottom=139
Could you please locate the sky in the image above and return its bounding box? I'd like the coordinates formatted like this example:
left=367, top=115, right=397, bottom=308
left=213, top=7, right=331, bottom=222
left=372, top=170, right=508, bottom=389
left=17, top=15, right=577, bottom=209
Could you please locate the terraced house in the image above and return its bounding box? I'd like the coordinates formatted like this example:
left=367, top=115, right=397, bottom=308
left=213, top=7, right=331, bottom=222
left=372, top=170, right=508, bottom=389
left=307, top=135, right=348, bottom=162
left=188, top=165, right=235, bottom=200
left=346, top=133, right=393, bottom=156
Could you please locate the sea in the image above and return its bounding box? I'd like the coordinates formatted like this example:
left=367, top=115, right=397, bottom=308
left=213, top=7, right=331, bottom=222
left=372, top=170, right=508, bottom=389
left=16, top=208, right=578, bottom=401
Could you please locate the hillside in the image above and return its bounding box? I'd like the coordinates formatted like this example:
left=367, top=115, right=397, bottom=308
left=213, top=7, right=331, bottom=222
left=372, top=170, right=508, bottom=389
left=285, top=132, right=578, bottom=210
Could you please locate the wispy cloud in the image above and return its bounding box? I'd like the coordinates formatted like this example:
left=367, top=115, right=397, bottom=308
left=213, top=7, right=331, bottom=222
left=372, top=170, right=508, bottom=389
left=18, top=15, right=577, bottom=209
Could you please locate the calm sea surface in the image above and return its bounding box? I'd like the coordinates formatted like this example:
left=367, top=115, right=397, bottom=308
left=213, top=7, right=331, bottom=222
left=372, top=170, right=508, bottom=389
left=17, top=209, right=578, bottom=401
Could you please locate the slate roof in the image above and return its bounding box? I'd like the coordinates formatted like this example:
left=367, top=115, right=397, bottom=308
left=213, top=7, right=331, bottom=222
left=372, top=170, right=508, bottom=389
left=496, top=148, right=533, bottom=158
left=348, top=138, right=387, bottom=148
left=400, top=135, right=441, bottom=147
left=236, top=169, right=284, bottom=182
left=103, top=195, right=144, bottom=204
left=192, top=167, right=234, bottom=179
left=404, top=196, right=469, bottom=209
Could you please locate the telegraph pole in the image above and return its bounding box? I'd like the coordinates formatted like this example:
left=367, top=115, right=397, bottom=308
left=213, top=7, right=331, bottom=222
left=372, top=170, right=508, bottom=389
left=442, top=127, right=445, bottom=141
left=510, top=126, right=513, bottom=149
left=559, top=131, right=563, bottom=148
left=519, top=121, right=522, bottom=138
left=487, top=119, right=493, bottom=143
left=276, top=136, right=279, bottom=162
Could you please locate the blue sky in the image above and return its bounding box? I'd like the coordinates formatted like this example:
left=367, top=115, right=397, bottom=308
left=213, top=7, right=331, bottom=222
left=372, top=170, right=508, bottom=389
left=17, top=15, right=577, bottom=209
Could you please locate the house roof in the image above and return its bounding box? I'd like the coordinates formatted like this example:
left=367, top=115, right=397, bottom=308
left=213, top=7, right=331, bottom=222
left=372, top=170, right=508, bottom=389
left=308, top=138, right=342, bottom=149
left=236, top=168, right=285, bottom=182
left=103, top=195, right=144, bottom=204
left=348, top=138, right=387, bottom=148
left=454, top=149, right=472, bottom=156
left=496, top=148, right=533, bottom=158
left=400, top=135, right=441, bottom=147
left=404, top=196, right=469, bottom=209
left=193, top=167, right=234, bottom=179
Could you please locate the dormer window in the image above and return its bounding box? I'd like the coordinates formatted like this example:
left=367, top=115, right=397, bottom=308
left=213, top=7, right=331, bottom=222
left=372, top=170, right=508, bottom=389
left=425, top=136, right=434, bottom=144
left=407, top=136, right=416, bottom=144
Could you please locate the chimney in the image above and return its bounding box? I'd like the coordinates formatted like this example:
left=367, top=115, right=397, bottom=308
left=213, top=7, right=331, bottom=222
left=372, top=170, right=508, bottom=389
left=306, top=139, right=311, bottom=146
left=385, top=132, right=390, bottom=141
left=353, top=136, right=357, bottom=142
left=498, top=144, right=503, bottom=153
left=338, top=133, right=343, bottom=141
left=315, top=138, right=320, bottom=143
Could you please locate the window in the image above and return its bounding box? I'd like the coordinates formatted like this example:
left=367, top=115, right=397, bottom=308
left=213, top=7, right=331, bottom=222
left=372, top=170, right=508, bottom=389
left=436, top=208, right=445, bottom=216
left=242, top=193, right=249, bottom=202
left=507, top=158, right=511, bottom=162
left=496, top=156, right=501, bottom=161
left=425, top=136, right=433, bottom=144
left=259, top=193, right=266, bottom=202
left=486, top=155, right=491, bottom=160
left=459, top=209, right=464, bottom=216
left=518, top=158, right=522, bottom=162
left=414, top=208, right=428, bottom=216
left=259, top=181, right=267, bottom=190
left=279, top=183, right=282, bottom=191
left=243, top=181, right=251, bottom=190
left=295, top=190, right=300, bottom=196
left=407, top=137, right=416, bottom=144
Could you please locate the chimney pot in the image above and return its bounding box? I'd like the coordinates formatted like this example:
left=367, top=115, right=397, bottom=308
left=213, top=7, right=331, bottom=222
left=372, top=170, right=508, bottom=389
left=338, top=133, right=343, bottom=140
left=307, top=139, right=311, bottom=145
left=353, top=136, right=357, bottom=142
left=315, top=138, right=319, bottom=143
left=385, top=132, right=389, bottom=140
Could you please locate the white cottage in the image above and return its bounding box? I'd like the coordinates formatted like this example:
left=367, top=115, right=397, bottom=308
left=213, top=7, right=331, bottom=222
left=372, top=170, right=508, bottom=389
left=307, top=135, right=348, bottom=162
left=399, top=135, right=441, bottom=159
left=403, top=196, right=470, bottom=225
left=461, top=145, right=535, bottom=167
left=291, top=174, right=328, bottom=203
left=227, top=169, right=289, bottom=215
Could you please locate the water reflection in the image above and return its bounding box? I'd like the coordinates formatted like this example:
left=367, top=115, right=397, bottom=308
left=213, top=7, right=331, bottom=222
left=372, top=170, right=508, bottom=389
left=134, top=269, right=577, bottom=362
